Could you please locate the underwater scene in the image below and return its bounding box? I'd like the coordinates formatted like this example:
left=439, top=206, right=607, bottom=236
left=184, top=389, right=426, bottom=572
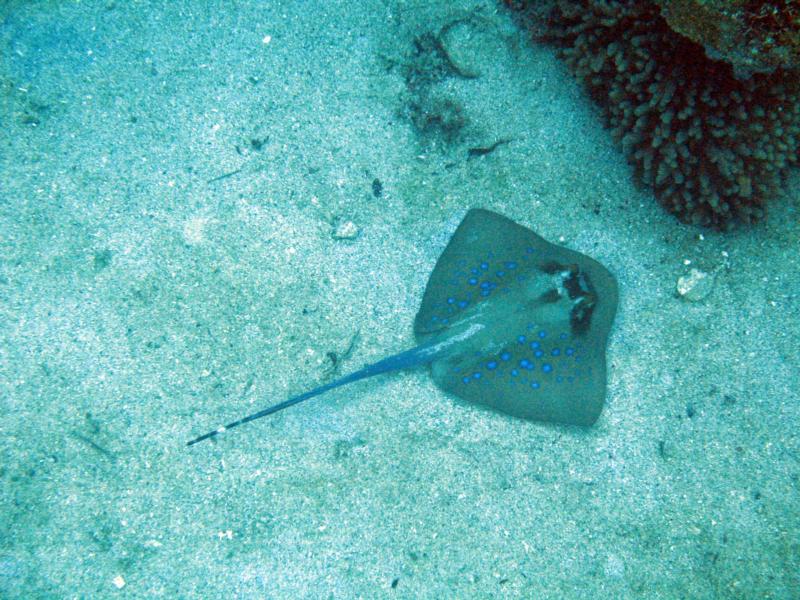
left=1, top=0, right=798, bottom=598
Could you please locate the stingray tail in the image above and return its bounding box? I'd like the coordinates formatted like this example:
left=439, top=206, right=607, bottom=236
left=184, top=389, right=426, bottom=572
left=186, top=342, right=442, bottom=446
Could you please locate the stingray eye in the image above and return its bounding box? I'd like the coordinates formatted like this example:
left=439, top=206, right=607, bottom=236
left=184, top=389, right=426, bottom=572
left=570, top=298, right=593, bottom=335
left=568, top=272, right=598, bottom=335
left=562, top=266, right=589, bottom=299
left=539, top=288, right=562, bottom=303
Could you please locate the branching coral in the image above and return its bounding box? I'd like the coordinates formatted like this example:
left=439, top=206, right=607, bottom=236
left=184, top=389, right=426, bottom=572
left=510, top=0, right=800, bottom=228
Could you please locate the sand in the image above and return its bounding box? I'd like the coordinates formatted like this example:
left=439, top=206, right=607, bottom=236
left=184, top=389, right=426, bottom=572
left=1, top=0, right=798, bottom=597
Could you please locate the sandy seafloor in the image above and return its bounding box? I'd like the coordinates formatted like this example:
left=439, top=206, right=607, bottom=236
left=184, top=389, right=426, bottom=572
left=1, top=0, right=798, bottom=598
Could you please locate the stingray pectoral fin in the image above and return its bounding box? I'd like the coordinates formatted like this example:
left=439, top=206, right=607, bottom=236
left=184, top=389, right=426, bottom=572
left=430, top=345, right=606, bottom=425
left=414, top=208, right=617, bottom=426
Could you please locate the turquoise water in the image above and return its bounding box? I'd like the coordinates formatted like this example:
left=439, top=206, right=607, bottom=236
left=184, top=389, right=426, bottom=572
left=1, top=1, right=798, bottom=598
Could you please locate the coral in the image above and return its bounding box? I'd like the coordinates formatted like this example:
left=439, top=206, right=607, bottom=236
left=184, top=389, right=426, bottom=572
left=657, top=0, right=800, bottom=74
left=510, top=0, right=800, bottom=227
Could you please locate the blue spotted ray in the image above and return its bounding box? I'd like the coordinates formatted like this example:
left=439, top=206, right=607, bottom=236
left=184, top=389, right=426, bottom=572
left=187, top=209, right=618, bottom=446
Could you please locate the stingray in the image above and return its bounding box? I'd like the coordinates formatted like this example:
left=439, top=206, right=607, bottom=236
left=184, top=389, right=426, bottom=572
left=187, top=209, right=618, bottom=446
